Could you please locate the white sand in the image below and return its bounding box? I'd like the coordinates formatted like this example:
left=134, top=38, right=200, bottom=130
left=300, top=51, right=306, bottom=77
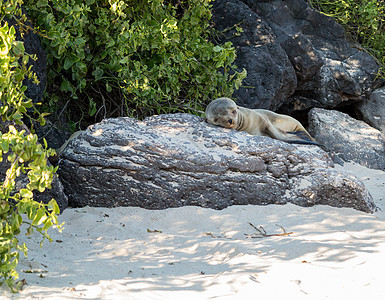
left=2, top=162, right=385, bottom=299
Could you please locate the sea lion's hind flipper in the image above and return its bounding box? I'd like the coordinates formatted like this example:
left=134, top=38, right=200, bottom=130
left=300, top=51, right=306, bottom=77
left=286, top=131, right=322, bottom=147
left=287, top=140, right=323, bottom=146
left=287, top=130, right=313, bottom=141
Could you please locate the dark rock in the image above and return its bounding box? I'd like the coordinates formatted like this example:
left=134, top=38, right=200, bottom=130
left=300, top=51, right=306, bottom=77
left=35, top=119, right=73, bottom=151
left=0, top=121, right=68, bottom=212
left=211, top=0, right=382, bottom=113
left=31, top=173, right=68, bottom=213
left=308, top=108, right=385, bottom=170
left=58, top=114, right=375, bottom=213
left=6, top=9, right=73, bottom=152
left=355, top=87, right=385, bottom=132
left=6, top=10, right=47, bottom=104
left=211, top=0, right=297, bottom=110
left=251, top=0, right=383, bottom=112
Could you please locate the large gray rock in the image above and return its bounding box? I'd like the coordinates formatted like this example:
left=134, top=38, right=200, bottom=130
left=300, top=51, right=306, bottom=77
left=355, top=87, right=385, bottom=132
left=212, top=0, right=297, bottom=110
left=58, top=114, right=375, bottom=213
left=308, top=108, right=385, bottom=170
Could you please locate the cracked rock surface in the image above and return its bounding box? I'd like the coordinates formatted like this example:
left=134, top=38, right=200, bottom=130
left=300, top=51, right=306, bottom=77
left=308, top=108, right=385, bottom=171
left=58, top=114, right=375, bottom=212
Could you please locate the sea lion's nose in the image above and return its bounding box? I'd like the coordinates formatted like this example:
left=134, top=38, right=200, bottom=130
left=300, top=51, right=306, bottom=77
left=228, top=119, right=232, bottom=125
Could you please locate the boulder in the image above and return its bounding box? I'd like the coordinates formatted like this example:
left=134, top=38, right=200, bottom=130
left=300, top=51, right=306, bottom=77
left=308, top=108, right=385, bottom=170
left=58, top=114, right=375, bottom=213
left=253, top=0, right=383, bottom=112
left=211, top=0, right=382, bottom=112
left=355, top=87, right=385, bottom=132
left=212, top=0, right=297, bottom=110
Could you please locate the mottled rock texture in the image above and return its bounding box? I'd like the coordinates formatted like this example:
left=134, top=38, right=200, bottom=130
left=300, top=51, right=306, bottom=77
left=58, top=114, right=375, bottom=212
left=355, top=87, right=385, bottom=133
left=308, top=108, right=385, bottom=171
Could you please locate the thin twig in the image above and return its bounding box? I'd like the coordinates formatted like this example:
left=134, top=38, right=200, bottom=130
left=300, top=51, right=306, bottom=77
left=246, top=222, right=294, bottom=238
left=204, top=232, right=230, bottom=239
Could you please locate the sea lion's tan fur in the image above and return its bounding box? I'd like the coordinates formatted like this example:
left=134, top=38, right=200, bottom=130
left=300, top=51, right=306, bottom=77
left=205, top=97, right=316, bottom=143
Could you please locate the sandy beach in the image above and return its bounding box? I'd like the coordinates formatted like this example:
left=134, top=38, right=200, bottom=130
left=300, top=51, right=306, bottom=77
left=2, top=162, right=385, bottom=299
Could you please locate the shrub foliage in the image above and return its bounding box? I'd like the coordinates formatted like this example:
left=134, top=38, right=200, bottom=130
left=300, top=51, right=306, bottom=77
left=24, top=0, right=246, bottom=127
left=0, top=0, right=62, bottom=292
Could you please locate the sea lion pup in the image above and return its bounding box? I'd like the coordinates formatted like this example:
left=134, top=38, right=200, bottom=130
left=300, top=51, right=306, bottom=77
left=205, top=97, right=319, bottom=145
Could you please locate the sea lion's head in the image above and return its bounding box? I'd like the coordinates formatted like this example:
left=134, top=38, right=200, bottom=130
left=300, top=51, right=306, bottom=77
left=205, top=97, right=239, bottom=129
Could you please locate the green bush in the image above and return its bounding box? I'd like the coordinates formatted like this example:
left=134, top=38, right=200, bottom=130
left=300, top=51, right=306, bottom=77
left=24, top=0, right=246, bottom=127
left=309, top=0, right=385, bottom=75
left=0, top=0, right=63, bottom=292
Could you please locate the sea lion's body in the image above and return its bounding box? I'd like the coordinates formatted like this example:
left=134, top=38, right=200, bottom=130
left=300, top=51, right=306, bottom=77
left=205, top=97, right=318, bottom=145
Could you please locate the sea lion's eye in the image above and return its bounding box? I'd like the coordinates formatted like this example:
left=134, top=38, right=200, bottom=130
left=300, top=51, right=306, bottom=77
left=214, top=118, right=219, bottom=123
left=232, top=110, right=236, bottom=115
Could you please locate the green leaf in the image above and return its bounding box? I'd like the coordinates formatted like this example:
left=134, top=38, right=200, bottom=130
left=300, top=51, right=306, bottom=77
left=60, top=79, right=73, bottom=92
left=213, top=45, right=223, bottom=52
left=88, top=99, right=97, bottom=116
left=32, top=208, right=47, bottom=226
left=11, top=214, right=23, bottom=229
left=11, top=41, right=25, bottom=57
left=20, top=189, right=33, bottom=199
left=12, top=111, right=22, bottom=121
left=26, top=206, right=35, bottom=220
left=92, top=67, right=104, bottom=80
left=36, top=0, right=48, bottom=7
left=42, top=219, right=53, bottom=231
left=48, top=199, right=60, bottom=214
left=63, top=56, right=76, bottom=70
left=119, top=56, right=130, bottom=64
left=106, top=83, right=112, bottom=92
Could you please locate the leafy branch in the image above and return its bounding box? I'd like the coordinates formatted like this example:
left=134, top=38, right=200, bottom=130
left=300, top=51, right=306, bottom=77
left=0, top=0, right=63, bottom=292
